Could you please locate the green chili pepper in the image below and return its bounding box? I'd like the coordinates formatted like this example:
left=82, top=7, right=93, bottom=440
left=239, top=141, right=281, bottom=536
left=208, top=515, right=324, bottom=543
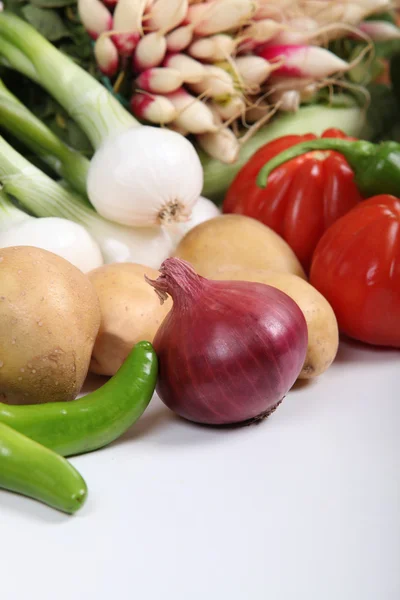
left=0, top=422, right=87, bottom=514
left=256, top=138, right=400, bottom=197
left=0, top=341, right=157, bottom=457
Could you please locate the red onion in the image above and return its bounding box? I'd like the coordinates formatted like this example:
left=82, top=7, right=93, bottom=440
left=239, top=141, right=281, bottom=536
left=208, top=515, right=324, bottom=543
left=146, top=258, right=308, bottom=426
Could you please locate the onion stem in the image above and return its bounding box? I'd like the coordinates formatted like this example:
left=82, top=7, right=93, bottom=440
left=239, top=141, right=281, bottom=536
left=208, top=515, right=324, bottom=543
left=0, top=135, right=174, bottom=266
left=0, top=188, right=30, bottom=230
left=0, top=36, right=38, bottom=81
left=0, top=12, right=138, bottom=149
left=0, top=80, right=90, bottom=198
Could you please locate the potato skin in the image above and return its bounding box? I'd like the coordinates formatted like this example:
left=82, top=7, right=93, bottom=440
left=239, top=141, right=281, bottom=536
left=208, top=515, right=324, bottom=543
left=208, top=268, right=339, bottom=379
left=174, top=214, right=306, bottom=279
left=0, top=246, right=101, bottom=404
left=88, top=263, right=172, bottom=376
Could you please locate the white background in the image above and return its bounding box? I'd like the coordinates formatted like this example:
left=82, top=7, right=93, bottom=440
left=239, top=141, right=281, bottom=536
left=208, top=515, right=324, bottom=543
left=1, top=339, right=399, bottom=600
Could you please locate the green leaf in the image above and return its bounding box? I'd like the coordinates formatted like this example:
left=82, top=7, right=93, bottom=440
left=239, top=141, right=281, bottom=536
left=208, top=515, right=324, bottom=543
left=21, top=5, right=71, bottom=41
left=360, top=84, right=400, bottom=142
left=65, top=121, right=93, bottom=155
left=365, top=12, right=396, bottom=25
left=374, top=39, right=400, bottom=59
left=30, top=0, right=76, bottom=7
left=390, top=53, right=400, bottom=108
left=2, top=0, right=25, bottom=18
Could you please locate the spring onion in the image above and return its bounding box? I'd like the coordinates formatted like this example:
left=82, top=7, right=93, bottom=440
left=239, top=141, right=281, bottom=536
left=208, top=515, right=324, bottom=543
left=0, top=136, right=174, bottom=268
left=0, top=190, right=103, bottom=272
left=0, top=12, right=204, bottom=228
left=0, top=79, right=90, bottom=198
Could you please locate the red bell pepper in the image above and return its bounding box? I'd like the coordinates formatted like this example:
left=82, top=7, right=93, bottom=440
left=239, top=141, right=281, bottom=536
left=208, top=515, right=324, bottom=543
left=223, top=128, right=363, bottom=273
left=310, top=195, right=400, bottom=348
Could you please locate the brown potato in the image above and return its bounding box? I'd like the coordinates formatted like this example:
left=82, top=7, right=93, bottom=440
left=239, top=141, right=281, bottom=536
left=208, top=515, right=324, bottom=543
left=88, top=263, right=172, bottom=376
left=0, top=246, right=100, bottom=404
left=208, top=268, right=339, bottom=379
left=174, top=214, right=306, bottom=279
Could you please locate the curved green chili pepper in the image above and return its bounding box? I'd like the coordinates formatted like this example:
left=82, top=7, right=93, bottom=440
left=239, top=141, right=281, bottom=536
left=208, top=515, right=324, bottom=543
left=256, top=138, right=400, bottom=197
left=0, top=422, right=87, bottom=514
left=0, top=341, right=157, bottom=457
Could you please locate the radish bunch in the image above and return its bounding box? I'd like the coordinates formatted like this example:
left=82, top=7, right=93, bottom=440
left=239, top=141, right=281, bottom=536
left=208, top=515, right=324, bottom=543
left=78, top=0, right=395, bottom=163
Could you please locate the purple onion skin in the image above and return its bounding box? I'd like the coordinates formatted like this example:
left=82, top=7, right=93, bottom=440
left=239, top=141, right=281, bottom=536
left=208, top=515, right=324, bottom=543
left=148, top=259, right=308, bottom=426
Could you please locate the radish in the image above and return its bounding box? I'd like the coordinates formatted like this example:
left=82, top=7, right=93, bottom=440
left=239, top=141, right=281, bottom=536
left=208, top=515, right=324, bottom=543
left=238, top=19, right=285, bottom=53
left=357, top=20, right=400, bottom=41
left=188, top=34, right=235, bottom=62
left=167, top=89, right=217, bottom=133
left=166, top=25, right=194, bottom=52
left=136, top=67, right=183, bottom=93
left=189, top=65, right=236, bottom=97
left=147, top=0, right=188, bottom=33
left=133, top=32, right=167, bottom=71
left=256, top=44, right=350, bottom=79
left=186, top=0, right=256, bottom=36
left=234, top=56, right=276, bottom=90
left=111, top=0, right=147, bottom=55
left=163, top=53, right=205, bottom=83
left=77, top=0, right=113, bottom=40
left=130, top=92, right=177, bottom=123
left=212, top=95, right=246, bottom=121
left=94, top=36, right=119, bottom=76
left=196, top=127, right=240, bottom=164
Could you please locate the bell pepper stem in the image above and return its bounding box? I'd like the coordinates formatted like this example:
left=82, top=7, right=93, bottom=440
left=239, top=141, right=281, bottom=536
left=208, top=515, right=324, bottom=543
left=256, top=138, right=376, bottom=188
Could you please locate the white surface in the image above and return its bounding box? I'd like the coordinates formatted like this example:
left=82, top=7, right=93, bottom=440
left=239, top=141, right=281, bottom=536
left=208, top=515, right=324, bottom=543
left=1, top=340, right=399, bottom=600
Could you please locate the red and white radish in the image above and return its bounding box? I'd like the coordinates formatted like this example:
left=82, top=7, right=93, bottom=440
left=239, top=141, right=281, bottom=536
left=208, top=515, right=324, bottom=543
left=78, top=0, right=113, bottom=40
left=186, top=0, right=256, bottom=36
left=163, top=53, right=205, bottom=83
left=94, top=35, right=119, bottom=76
left=130, top=92, right=177, bottom=123
left=234, top=56, right=276, bottom=90
left=256, top=44, right=349, bottom=79
left=136, top=67, right=183, bottom=93
left=166, top=25, right=194, bottom=52
left=189, top=65, right=236, bottom=97
left=167, top=89, right=217, bottom=133
left=196, top=127, right=240, bottom=164
left=357, top=20, right=400, bottom=41
left=212, top=95, right=245, bottom=121
left=188, top=34, right=235, bottom=62
left=133, top=32, right=167, bottom=71
left=147, top=0, right=188, bottom=33
left=111, top=0, right=147, bottom=55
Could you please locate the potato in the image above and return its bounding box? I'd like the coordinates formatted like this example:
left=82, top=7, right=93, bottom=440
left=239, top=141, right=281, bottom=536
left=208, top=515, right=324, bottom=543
left=208, top=268, right=339, bottom=379
left=0, top=246, right=101, bottom=405
left=88, top=263, right=172, bottom=376
left=174, top=214, right=306, bottom=279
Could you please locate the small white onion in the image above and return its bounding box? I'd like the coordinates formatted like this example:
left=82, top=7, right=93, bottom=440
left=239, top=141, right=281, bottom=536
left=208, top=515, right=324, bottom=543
left=0, top=217, right=104, bottom=273
left=87, top=126, right=204, bottom=227
left=97, top=222, right=175, bottom=269
left=166, top=196, right=221, bottom=249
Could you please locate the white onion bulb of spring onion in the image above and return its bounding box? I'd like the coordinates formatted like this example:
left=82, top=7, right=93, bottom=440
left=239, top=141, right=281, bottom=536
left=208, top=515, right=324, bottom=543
left=87, top=126, right=204, bottom=227
left=0, top=217, right=104, bottom=273
left=166, top=196, right=221, bottom=248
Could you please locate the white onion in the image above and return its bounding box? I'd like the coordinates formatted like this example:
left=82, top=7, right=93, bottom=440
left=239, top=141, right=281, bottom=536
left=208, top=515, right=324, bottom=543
left=0, top=217, right=104, bottom=273
left=166, top=196, right=221, bottom=248
left=87, top=126, right=204, bottom=228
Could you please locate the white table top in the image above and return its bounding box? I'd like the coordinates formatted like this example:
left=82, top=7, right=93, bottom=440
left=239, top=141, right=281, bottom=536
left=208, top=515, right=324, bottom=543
left=1, top=339, right=399, bottom=600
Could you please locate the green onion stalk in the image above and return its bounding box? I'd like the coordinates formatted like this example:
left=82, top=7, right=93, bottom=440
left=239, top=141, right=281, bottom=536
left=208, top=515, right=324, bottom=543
left=0, top=135, right=175, bottom=267
left=0, top=12, right=137, bottom=149
left=0, top=80, right=90, bottom=198
left=0, top=188, right=29, bottom=231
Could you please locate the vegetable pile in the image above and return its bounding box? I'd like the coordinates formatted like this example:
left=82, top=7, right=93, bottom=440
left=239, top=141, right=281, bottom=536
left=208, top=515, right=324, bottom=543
left=75, top=0, right=391, bottom=164
left=0, top=4, right=399, bottom=516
